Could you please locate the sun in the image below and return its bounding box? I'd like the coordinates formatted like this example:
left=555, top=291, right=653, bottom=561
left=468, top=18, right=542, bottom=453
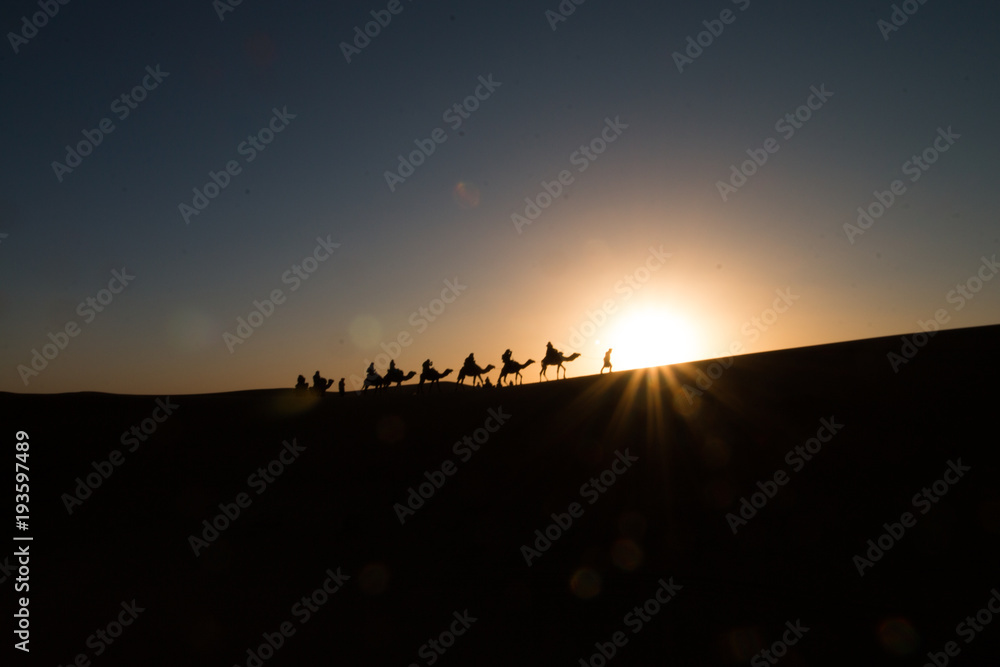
left=600, top=307, right=702, bottom=371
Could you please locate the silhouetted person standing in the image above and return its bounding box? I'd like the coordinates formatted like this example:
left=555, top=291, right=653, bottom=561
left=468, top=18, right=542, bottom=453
left=338, top=378, right=345, bottom=395
left=602, top=348, right=613, bottom=374
left=295, top=374, right=309, bottom=390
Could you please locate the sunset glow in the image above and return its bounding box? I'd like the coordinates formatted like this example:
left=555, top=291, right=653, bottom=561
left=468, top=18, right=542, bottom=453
left=601, top=307, right=703, bottom=372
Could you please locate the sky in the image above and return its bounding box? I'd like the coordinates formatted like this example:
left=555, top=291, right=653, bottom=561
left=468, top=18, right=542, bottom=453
left=1, top=0, right=998, bottom=394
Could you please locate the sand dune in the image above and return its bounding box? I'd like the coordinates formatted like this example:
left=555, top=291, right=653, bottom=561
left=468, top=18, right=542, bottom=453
left=4, top=324, right=999, bottom=664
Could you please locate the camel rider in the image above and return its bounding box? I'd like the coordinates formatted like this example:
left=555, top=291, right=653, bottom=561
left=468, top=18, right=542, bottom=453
left=389, top=360, right=396, bottom=373
left=546, top=341, right=562, bottom=360
left=502, top=349, right=512, bottom=364
left=464, top=353, right=476, bottom=372
left=366, top=362, right=375, bottom=377
left=422, top=359, right=433, bottom=373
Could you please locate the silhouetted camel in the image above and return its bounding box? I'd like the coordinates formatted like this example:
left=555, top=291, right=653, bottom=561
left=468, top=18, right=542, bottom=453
left=540, top=350, right=581, bottom=380
left=363, top=371, right=385, bottom=392
left=312, top=371, right=334, bottom=393
left=498, top=358, right=535, bottom=386
left=458, top=363, right=495, bottom=386
left=384, top=367, right=417, bottom=387
left=419, top=367, right=453, bottom=390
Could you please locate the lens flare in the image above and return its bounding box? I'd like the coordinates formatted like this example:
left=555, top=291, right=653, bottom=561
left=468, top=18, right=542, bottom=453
left=453, top=181, right=481, bottom=208
left=611, top=538, right=644, bottom=571
left=569, top=567, right=602, bottom=599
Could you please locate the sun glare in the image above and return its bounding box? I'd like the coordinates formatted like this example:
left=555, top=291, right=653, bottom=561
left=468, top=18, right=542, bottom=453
left=601, top=307, right=702, bottom=371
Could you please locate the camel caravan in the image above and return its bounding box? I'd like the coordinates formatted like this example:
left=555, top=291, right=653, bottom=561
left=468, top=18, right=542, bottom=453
left=295, top=342, right=595, bottom=395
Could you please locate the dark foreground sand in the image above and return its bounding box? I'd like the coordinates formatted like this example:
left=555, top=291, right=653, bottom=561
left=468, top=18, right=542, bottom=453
left=4, top=325, right=999, bottom=665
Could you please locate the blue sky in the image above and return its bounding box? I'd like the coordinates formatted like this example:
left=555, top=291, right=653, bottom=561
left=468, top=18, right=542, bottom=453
left=1, top=0, right=998, bottom=393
